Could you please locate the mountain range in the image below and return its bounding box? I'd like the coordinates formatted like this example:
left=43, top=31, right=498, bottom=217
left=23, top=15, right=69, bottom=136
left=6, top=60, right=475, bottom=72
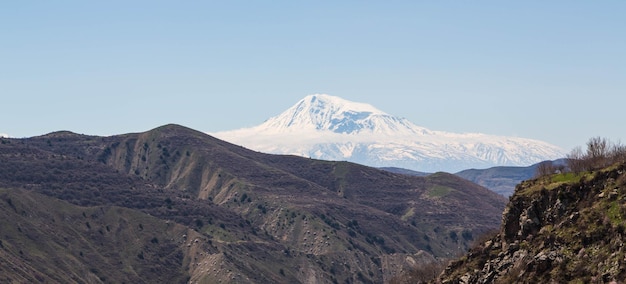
left=212, top=94, right=565, bottom=173
left=0, top=124, right=506, bottom=283
left=454, top=159, right=567, bottom=196
left=383, top=159, right=568, bottom=197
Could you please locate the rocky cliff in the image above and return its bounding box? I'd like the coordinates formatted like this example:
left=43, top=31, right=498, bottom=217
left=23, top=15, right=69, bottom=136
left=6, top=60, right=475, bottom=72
left=438, top=162, right=626, bottom=283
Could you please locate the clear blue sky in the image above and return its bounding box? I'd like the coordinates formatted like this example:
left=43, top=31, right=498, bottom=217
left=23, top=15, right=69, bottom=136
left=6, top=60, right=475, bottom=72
left=1, top=1, right=624, bottom=150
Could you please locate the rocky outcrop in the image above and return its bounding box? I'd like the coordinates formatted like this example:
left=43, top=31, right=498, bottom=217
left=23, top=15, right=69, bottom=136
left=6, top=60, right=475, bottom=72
left=438, top=163, right=626, bottom=283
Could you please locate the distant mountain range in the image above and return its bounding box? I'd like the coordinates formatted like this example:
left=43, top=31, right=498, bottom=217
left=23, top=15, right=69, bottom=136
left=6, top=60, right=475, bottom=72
left=383, top=159, right=567, bottom=197
left=212, top=94, right=565, bottom=173
left=455, top=159, right=567, bottom=196
left=0, top=124, right=505, bottom=283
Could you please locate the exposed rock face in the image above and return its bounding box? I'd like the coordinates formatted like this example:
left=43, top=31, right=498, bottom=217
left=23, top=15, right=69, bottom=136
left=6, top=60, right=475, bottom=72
left=438, top=163, right=626, bottom=283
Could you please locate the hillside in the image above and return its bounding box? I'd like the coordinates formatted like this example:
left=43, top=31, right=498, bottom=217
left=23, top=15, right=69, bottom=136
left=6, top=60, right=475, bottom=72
left=0, top=124, right=506, bottom=283
left=437, top=162, right=626, bottom=283
left=380, top=167, right=431, bottom=177
left=212, top=94, right=564, bottom=172
left=455, top=166, right=536, bottom=197
left=0, top=188, right=190, bottom=283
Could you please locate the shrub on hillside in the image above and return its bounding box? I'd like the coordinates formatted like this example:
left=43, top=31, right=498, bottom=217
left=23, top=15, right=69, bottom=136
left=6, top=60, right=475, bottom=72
left=567, top=137, right=626, bottom=173
left=535, top=137, right=626, bottom=177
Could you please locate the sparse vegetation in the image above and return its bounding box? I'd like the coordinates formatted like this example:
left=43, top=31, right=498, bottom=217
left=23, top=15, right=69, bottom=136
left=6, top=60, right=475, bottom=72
left=0, top=188, right=189, bottom=283
left=389, top=261, right=447, bottom=284
left=0, top=124, right=506, bottom=283
left=534, top=137, right=626, bottom=179
left=440, top=146, right=626, bottom=283
left=449, top=230, right=458, bottom=242
left=569, top=137, right=625, bottom=173
left=427, top=185, right=453, bottom=197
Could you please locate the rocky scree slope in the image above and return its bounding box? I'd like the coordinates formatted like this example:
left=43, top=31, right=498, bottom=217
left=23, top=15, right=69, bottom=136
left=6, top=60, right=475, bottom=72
left=438, top=162, right=626, bottom=283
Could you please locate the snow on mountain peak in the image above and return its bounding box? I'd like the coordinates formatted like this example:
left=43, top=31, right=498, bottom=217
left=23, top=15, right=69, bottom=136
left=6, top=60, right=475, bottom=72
left=211, top=94, right=565, bottom=172
left=303, top=94, right=385, bottom=115
left=257, top=94, right=428, bottom=135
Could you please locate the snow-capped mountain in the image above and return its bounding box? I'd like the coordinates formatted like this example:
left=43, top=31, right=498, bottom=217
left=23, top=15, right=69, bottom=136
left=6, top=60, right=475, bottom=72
left=212, top=94, right=565, bottom=173
left=256, top=94, right=430, bottom=136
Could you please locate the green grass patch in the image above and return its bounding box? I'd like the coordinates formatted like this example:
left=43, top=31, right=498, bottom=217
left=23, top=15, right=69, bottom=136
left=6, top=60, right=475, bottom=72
left=519, top=171, right=598, bottom=196
left=205, top=224, right=238, bottom=243
left=401, top=207, right=415, bottom=221
left=428, top=186, right=454, bottom=198
left=607, top=200, right=622, bottom=225
left=550, top=172, right=581, bottom=183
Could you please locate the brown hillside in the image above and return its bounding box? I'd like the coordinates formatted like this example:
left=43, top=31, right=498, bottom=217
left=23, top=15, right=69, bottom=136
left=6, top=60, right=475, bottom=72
left=0, top=124, right=506, bottom=283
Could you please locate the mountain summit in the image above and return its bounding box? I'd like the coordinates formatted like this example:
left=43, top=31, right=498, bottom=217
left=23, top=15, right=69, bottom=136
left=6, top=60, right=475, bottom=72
left=258, top=94, right=429, bottom=135
left=212, top=94, right=564, bottom=172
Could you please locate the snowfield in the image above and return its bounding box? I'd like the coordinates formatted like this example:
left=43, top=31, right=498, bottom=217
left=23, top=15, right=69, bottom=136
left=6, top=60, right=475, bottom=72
left=211, top=94, right=565, bottom=173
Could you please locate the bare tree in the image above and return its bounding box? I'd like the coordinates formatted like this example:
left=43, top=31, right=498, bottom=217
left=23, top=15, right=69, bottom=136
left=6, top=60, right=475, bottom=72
left=586, top=136, right=610, bottom=169
left=535, top=161, right=555, bottom=178
left=566, top=146, right=585, bottom=174
left=567, top=137, right=625, bottom=174
left=610, top=142, right=626, bottom=164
